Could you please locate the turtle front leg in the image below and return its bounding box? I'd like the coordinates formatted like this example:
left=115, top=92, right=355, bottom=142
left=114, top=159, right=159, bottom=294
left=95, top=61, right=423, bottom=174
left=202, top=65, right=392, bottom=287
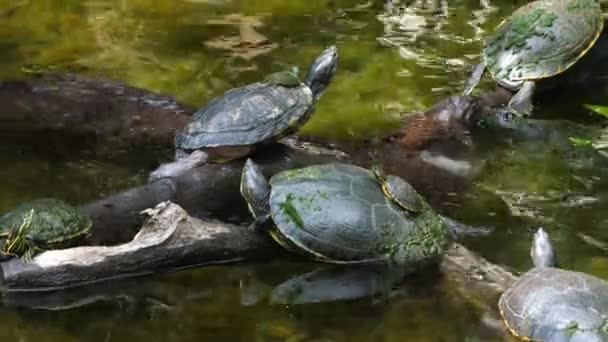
left=464, top=62, right=486, bottom=96
left=508, top=81, right=535, bottom=117
left=463, top=63, right=486, bottom=96
left=21, top=236, right=40, bottom=262
left=248, top=214, right=272, bottom=234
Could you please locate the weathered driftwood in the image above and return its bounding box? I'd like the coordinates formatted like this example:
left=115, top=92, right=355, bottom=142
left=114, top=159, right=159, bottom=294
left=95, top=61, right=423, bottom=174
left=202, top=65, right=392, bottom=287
left=0, top=202, right=284, bottom=291
left=1, top=201, right=516, bottom=309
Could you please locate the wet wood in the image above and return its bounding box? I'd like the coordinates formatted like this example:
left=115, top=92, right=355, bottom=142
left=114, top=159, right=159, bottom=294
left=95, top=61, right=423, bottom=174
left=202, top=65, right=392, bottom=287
left=0, top=73, right=193, bottom=152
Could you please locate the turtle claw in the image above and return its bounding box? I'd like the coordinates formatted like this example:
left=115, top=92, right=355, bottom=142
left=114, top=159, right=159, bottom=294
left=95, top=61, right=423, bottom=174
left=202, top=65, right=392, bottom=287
left=248, top=214, right=271, bottom=234
left=508, top=81, right=535, bottom=118
left=20, top=250, right=34, bottom=263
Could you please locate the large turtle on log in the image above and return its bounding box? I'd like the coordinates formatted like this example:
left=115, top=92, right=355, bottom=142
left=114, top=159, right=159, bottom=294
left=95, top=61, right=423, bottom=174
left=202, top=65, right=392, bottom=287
left=240, top=159, right=489, bottom=266
left=499, top=227, right=608, bottom=341
left=149, top=46, right=339, bottom=181
left=464, top=0, right=604, bottom=117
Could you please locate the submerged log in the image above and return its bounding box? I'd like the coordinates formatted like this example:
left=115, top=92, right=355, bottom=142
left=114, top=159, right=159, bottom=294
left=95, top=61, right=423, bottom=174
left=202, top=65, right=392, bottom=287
left=0, top=73, right=193, bottom=153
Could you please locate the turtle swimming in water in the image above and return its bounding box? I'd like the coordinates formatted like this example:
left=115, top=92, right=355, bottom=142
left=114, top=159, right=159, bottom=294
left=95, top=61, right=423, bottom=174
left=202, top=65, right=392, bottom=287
left=464, top=0, right=603, bottom=117
left=0, top=198, right=92, bottom=261
left=499, top=227, right=608, bottom=341
left=240, top=159, right=489, bottom=266
left=149, top=46, right=339, bottom=181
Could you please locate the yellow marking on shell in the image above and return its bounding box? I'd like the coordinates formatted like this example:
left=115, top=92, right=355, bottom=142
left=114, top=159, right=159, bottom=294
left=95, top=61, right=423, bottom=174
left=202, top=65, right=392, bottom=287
left=269, top=225, right=335, bottom=262
left=381, top=182, right=400, bottom=205
left=268, top=228, right=296, bottom=251
left=498, top=292, right=538, bottom=342
left=484, top=14, right=604, bottom=84
left=381, top=180, right=413, bottom=211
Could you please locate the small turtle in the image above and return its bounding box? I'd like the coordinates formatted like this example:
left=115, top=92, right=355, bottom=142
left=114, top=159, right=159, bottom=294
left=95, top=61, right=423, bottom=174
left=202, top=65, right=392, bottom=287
left=240, top=159, right=488, bottom=265
left=371, top=165, right=424, bottom=214
left=149, top=46, right=339, bottom=181
left=0, top=198, right=92, bottom=261
left=464, top=0, right=603, bottom=117
left=499, top=227, right=608, bottom=341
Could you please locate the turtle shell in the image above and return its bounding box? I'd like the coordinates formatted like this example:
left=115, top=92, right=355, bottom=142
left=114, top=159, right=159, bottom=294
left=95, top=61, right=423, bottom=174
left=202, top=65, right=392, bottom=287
left=484, top=0, right=603, bottom=89
left=0, top=198, right=92, bottom=247
left=498, top=267, right=608, bottom=341
left=381, top=175, right=424, bottom=213
left=266, top=163, right=449, bottom=265
left=266, top=71, right=301, bottom=87
left=175, top=80, right=314, bottom=151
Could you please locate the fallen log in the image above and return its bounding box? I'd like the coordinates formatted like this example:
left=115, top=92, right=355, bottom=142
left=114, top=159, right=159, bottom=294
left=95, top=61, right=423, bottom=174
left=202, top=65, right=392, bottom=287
left=0, top=202, right=516, bottom=318
left=0, top=202, right=284, bottom=291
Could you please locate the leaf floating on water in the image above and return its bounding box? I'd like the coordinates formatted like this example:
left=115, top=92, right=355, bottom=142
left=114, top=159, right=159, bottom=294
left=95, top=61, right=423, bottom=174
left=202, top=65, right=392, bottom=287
left=569, top=137, right=593, bottom=147
left=592, top=127, right=608, bottom=151
left=585, top=104, right=608, bottom=119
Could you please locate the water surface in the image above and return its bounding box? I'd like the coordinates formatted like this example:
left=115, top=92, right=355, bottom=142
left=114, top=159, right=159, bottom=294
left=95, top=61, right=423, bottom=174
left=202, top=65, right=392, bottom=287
left=0, top=0, right=608, bottom=341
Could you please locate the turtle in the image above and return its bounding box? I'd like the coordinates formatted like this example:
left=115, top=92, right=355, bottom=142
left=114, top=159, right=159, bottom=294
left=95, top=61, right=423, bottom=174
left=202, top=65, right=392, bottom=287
left=0, top=198, right=92, bottom=261
left=463, top=0, right=603, bottom=117
left=498, top=227, right=608, bottom=341
left=149, top=46, right=339, bottom=181
left=371, top=165, right=424, bottom=213
left=240, top=159, right=489, bottom=265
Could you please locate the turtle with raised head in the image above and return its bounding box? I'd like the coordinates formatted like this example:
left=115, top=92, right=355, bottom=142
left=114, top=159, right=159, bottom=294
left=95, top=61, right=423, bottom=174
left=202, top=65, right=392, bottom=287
left=149, top=46, right=339, bottom=181
left=499, top=227, right=608, bottom=341
left=0, top=198, right=92, bottom=261
left=240, top=159, right=489, bottom=265
left=464, top=0, right=603, bottom=117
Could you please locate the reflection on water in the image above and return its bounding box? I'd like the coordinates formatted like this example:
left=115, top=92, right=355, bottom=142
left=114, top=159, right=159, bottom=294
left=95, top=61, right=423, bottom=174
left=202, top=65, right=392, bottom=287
left=0, top=0, right=607, bottom=341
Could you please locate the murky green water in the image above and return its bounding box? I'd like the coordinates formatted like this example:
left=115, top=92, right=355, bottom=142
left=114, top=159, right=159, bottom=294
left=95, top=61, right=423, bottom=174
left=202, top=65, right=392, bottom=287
left=1, top=0, right=608, bottom=341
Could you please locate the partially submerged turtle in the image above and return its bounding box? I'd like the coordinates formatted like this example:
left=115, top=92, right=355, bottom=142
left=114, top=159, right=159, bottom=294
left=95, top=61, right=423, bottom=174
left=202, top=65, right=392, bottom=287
left=149, top=46, right=339, bottom=181
left=0, top=198, right=92, bottom=261
left=240, top=159, right=488, bottom=265
left=464, top=0, right=603, bottom=117
left=499, top=228, right=608, bottom=341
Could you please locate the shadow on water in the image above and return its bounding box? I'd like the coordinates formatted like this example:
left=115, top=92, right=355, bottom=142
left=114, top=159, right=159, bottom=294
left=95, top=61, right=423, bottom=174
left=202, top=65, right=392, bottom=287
left=0, top=0, right=607, bottom=341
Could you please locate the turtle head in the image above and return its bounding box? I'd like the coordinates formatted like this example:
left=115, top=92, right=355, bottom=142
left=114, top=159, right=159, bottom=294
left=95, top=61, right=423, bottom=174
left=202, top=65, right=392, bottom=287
left=370, top=165, right=387, bottom=182
left=304, top=45, right=339, bottom=100
left=240, top=159, right=271, bottom=218
left=531, top=227, right=557, bottom=268
left=0, top=209, right=34, bottom=259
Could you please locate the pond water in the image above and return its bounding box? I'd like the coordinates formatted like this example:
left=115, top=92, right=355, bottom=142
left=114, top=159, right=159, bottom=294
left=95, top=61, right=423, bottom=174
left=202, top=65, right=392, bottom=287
left=1, top=0, right=608, bottom=341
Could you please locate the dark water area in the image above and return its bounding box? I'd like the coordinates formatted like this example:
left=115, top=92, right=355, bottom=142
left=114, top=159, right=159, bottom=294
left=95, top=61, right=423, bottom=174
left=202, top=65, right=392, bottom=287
left=1, top=0, right=608, bottom=341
